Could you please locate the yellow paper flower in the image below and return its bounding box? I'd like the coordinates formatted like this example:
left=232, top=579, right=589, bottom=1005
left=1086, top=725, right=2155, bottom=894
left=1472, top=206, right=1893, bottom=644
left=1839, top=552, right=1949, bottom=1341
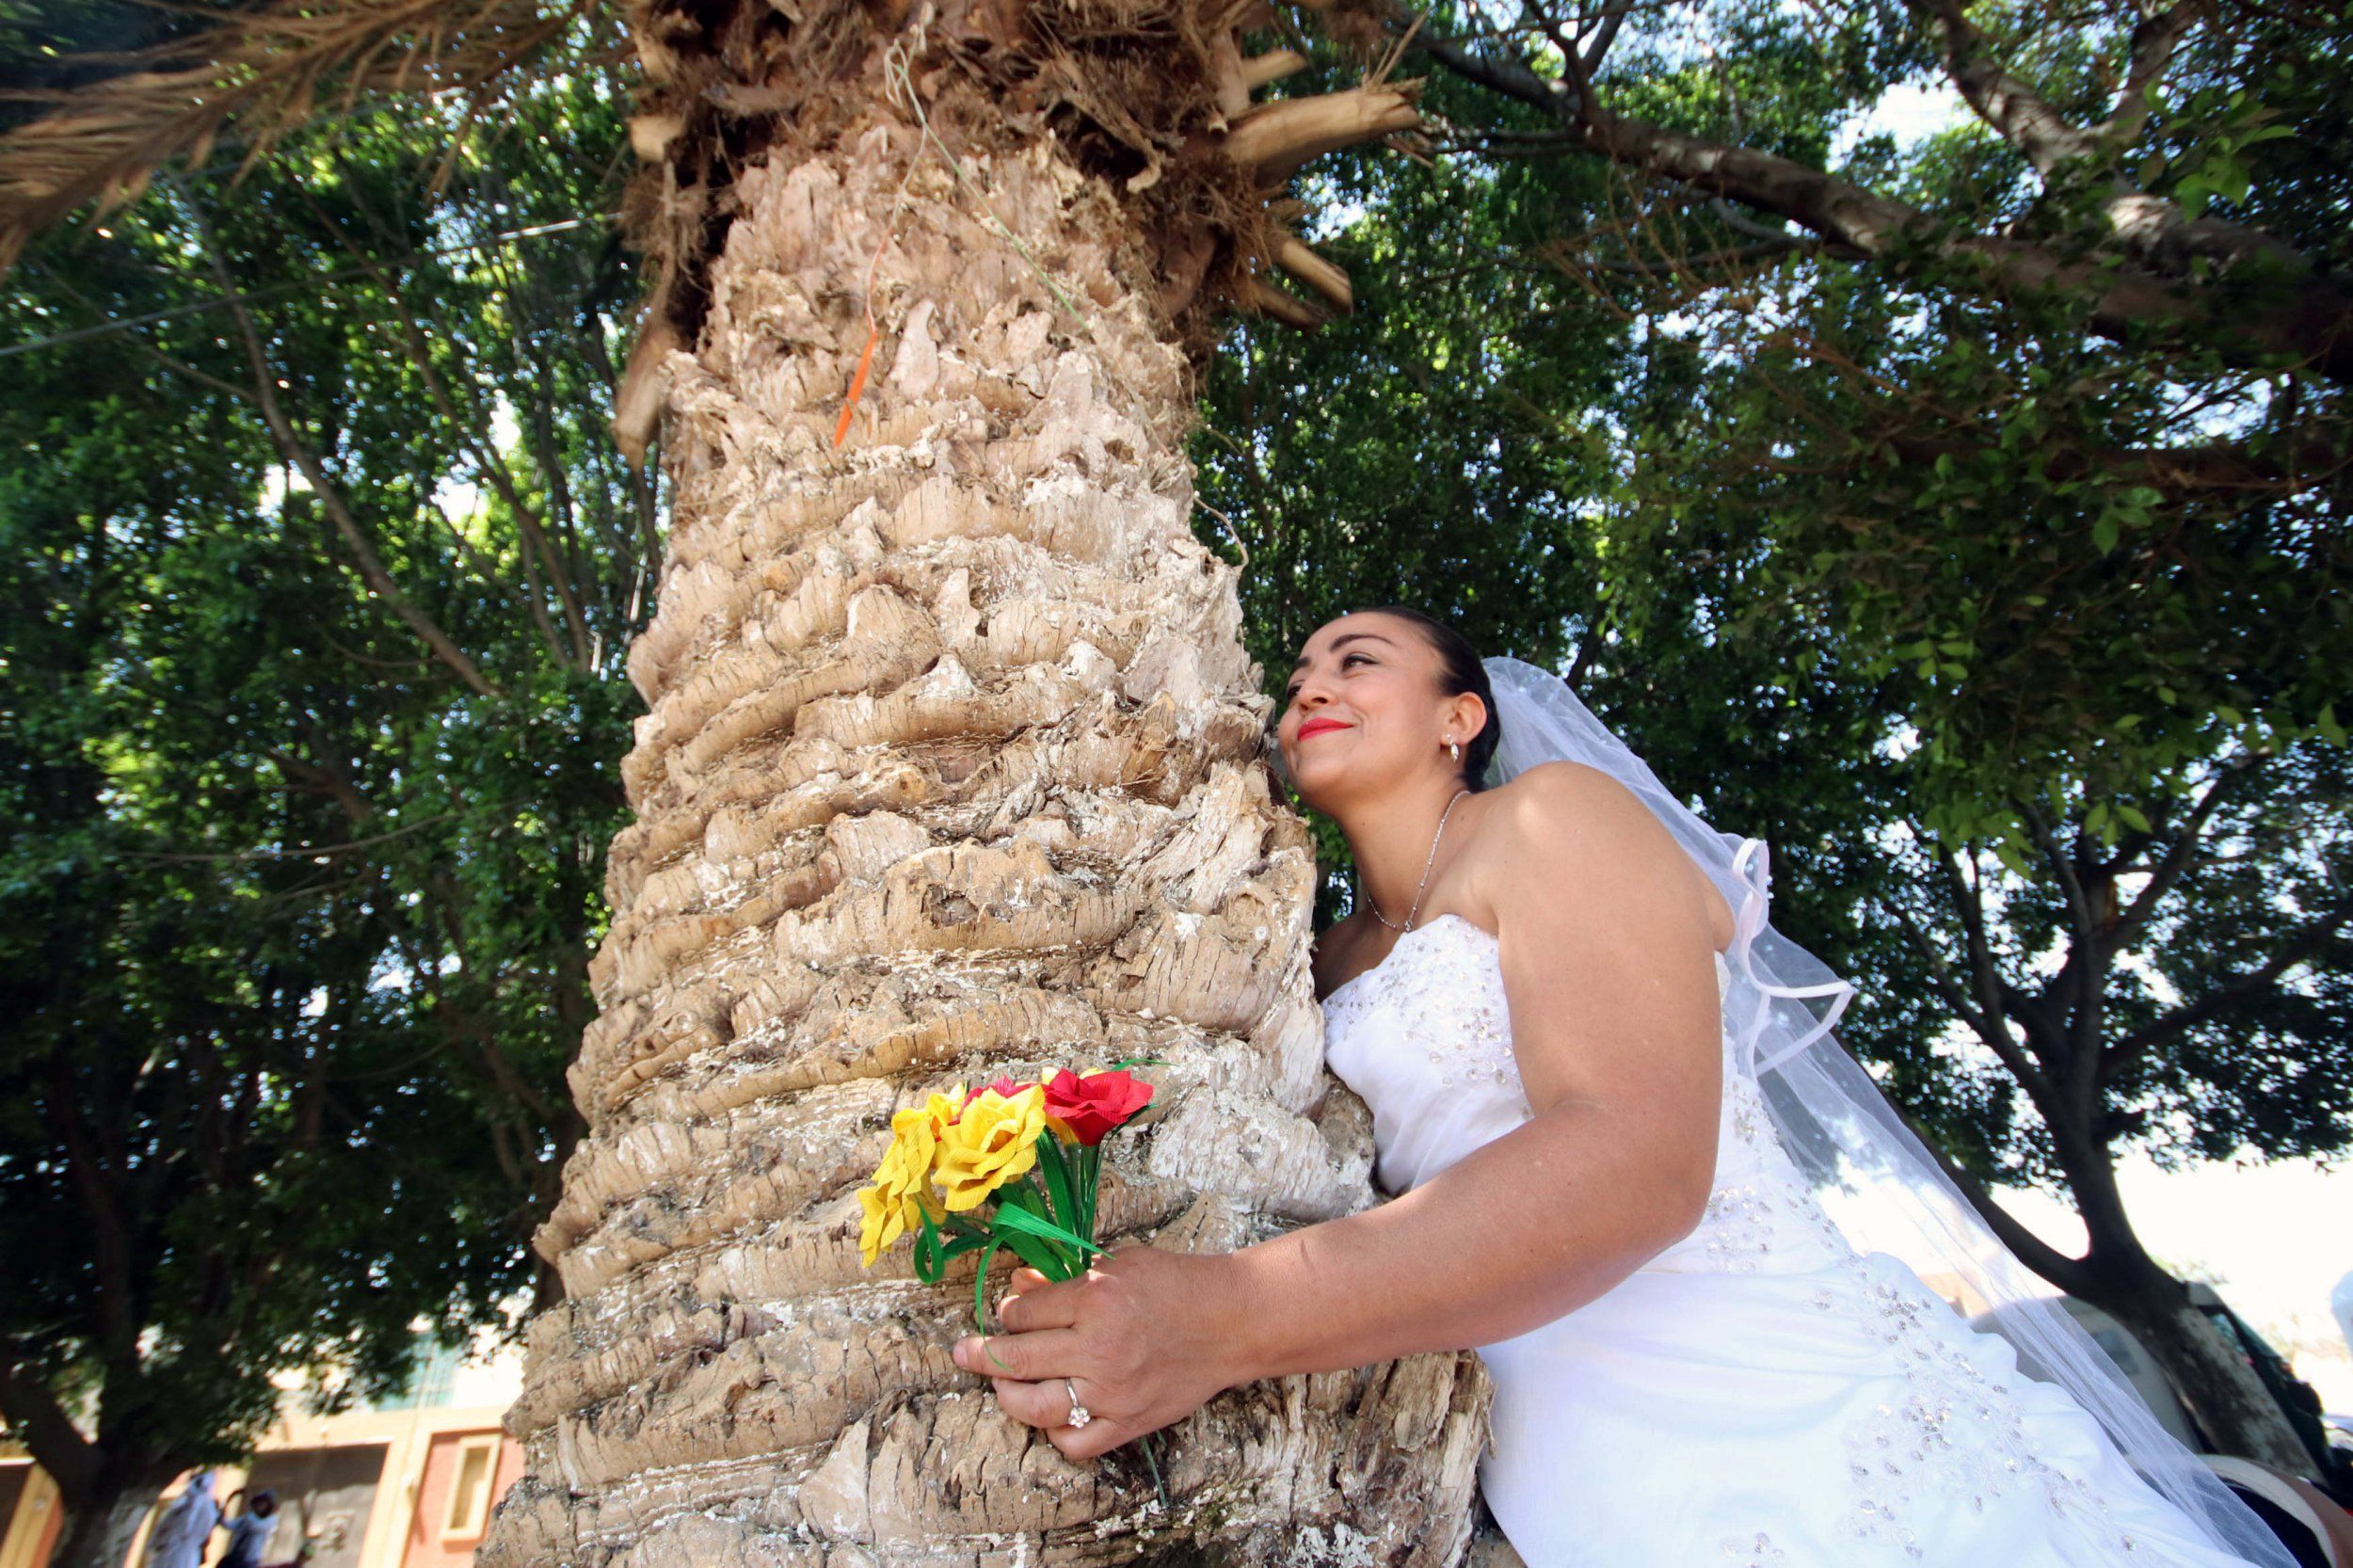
left=914, top=1088, right=965, bottom=1141
left=856, top=1096, right=956, bottom=1267
left=856, top=1186, right=907, bottom=1269
left=933, top=1084, right=1048, bottom=1212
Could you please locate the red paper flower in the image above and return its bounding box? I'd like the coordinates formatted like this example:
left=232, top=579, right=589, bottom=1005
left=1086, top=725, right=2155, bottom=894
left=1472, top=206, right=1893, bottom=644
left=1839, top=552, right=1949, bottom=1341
left=1041, top=1068, right=1154, bottom=1146
left=961, top=1077, right=1029, bottom=1112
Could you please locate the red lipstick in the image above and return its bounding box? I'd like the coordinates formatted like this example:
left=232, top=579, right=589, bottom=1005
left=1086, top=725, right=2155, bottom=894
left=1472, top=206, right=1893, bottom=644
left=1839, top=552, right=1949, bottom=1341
left=1295, top=716, right=1353, bottom=742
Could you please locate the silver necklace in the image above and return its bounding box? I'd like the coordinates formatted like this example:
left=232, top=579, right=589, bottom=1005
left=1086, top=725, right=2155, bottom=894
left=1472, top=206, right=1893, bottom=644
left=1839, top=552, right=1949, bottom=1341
left=1363, top=788, right=1470, bottom=933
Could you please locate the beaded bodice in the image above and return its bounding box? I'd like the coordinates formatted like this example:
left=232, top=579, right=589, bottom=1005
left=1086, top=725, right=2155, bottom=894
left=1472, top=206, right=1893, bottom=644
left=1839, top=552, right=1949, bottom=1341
left=1317, top=914, right=2173, bottom=1564
left=1319, top=913, right=1849, bottom=1273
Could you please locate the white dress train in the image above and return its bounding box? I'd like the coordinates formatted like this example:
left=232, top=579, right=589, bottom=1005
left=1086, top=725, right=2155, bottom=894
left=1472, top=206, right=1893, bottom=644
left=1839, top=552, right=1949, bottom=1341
left=1321, top=913, right=2260, bottom=1567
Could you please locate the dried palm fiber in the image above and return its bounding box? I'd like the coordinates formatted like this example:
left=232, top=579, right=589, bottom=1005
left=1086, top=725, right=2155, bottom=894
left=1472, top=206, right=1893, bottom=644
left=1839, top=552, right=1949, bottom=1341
left=606, top=0, right=1417, bottom=441
left=482, top=4, right=1478, bottom=1558
left=0, top=0, right=596, bottom=272
left=488, top=117, right=1486, bottom=1568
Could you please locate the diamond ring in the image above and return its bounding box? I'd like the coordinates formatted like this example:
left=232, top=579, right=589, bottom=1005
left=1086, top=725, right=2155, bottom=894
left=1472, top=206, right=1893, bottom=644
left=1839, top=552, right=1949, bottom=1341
left=1064, top=1378, right=1093, bottom=1430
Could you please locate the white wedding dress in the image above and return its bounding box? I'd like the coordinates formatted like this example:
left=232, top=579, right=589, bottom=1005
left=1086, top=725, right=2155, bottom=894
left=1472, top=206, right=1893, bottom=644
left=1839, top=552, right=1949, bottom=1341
left=1321, top=912, right=2262, bottom=1568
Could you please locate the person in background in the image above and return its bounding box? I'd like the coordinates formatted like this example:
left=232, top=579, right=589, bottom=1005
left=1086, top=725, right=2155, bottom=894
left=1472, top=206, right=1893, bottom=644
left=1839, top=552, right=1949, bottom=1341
left=218, top=1489, right=278, bottom=1568
left=142, top=1470, right=219, bottom=1568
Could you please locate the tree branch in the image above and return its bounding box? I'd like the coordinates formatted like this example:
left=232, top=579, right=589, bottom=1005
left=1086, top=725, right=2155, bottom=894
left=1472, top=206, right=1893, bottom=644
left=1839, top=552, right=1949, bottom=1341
left=1398, top=16, right=2353, bottom=382
left=2097, top=4, right=2197, bottom=147
left=1410, top=27, right=1578, bottom=120
left=2016, top=799, right=2119, bottom=1107
left=123, top=810, right=457, bottom=864
left=2017, top=799, right=2101, bottom=950
left=168, top=180, right=502, bottom=700
left=2109, top=761, right=2253, bottom=949
left=264, top=743, right=375, bottom=826
left=2104, top=889, right=2353, bottom=1075
left=48, top=1062, right=139, bottom=1366
left=1923, top=836, right=2031, bottom=1051
left=0, top=1350, right=101, bottom=1508
left=364, top=254, right=591, bottom=668
left=1891, top=885, right=2064, bottom=1114
left=1882, top=896, right=1994, bottom=1036
left=1909, top=0, right=2104, bottom=173
left=1869, top=426, right=2353, bottom=496
left=1580, top=7, right=1627, bottom=72
left=1901, top=1130, right=2099, bottom=1301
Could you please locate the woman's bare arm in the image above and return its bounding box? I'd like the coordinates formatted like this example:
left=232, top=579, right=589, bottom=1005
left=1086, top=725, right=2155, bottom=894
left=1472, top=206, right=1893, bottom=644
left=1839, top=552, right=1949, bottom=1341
left=958, top=764, right=1726, bottom=1455
left=1208, top=763, right=1724, bottom=1371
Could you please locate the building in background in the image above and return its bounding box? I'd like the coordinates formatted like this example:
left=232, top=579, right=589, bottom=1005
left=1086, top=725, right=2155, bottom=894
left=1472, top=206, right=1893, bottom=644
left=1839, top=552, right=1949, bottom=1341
left=0, top=1339, right=522, bottom=1568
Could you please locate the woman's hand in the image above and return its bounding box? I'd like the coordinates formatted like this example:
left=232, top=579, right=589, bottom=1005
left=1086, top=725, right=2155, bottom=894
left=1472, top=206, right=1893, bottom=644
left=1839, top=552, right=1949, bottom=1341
left=951, top=1246, right=1246, bottom=1460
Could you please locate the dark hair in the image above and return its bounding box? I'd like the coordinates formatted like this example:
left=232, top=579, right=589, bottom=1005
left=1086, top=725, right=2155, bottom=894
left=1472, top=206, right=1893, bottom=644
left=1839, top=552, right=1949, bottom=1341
left=1356, top=605, right=1502, bottom=791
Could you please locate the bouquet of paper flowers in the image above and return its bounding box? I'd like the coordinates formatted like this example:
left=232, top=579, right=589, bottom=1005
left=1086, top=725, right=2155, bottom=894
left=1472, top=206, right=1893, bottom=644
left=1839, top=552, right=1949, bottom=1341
left=856, top=1065, right=1155, bottom=1327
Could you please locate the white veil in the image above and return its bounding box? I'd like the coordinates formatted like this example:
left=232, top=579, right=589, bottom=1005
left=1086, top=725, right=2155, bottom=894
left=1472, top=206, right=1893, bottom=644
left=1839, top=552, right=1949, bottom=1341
left=1481, top=654, right=2299, bottom=1568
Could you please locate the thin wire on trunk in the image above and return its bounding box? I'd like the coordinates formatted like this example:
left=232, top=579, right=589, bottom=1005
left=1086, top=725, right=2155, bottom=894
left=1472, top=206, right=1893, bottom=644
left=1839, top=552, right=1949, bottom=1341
left=833, top=17, right=936, bottom=446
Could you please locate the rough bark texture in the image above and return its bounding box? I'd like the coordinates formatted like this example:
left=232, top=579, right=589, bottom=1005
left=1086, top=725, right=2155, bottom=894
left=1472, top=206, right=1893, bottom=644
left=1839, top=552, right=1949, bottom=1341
left=477, top=112, right=1490, bottom=1568
left=2129, top=1300, right=2313, bottom=1475
left=2085, top=1259, right=2315, bottom=1475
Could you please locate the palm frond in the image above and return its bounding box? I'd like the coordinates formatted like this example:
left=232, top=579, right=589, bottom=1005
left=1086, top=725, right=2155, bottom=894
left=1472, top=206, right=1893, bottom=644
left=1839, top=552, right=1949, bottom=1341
left=0, top=0, right=600, bottom=271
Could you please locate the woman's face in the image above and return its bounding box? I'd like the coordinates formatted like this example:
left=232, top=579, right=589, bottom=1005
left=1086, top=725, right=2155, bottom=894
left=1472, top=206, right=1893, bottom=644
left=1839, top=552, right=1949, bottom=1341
left=1275, top=612, right=1474, bottom=809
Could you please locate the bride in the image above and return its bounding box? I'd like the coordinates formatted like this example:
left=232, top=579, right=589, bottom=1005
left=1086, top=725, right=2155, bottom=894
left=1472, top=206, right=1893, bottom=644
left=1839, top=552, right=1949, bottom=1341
left=951, top=607, right=2295, bottom=1566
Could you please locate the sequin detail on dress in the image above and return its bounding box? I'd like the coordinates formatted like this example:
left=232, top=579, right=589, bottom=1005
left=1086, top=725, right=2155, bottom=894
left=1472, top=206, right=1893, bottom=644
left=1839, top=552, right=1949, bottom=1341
left=1322, top=916, right=1523, bottom=1096
left=1813, top=1264, right=2138, bottom=1560
left=1316, top=910, right=2256, bottom=1567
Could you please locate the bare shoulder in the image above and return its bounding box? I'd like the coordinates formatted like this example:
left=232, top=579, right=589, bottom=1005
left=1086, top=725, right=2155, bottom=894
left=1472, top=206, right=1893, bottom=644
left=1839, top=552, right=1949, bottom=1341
left=1467, top=761, right=1725, bottom=936
left=1481, top=760, right=1666, bottom=852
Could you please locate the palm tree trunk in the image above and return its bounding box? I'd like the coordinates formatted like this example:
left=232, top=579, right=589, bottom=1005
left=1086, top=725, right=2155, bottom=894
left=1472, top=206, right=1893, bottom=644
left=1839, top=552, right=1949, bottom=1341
left=478, top=105, right=1488, bottom=1568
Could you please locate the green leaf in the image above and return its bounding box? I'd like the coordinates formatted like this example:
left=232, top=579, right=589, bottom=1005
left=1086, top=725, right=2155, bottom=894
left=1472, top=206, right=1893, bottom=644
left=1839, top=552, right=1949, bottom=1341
left=994, top=1224, right=1069, bottom=1282
left=1079, top=1143, right=1101, bottom=1240
left=914, top=1208, right=946, bottom=1284
left=1033, top=1130, right=1078, bottom=1236
left=992, top=1199, right=1105, bottom=1260
left=2116, top=804, right=2153, bottom=834
left=973, top=1240, right=1002, bottom=1333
